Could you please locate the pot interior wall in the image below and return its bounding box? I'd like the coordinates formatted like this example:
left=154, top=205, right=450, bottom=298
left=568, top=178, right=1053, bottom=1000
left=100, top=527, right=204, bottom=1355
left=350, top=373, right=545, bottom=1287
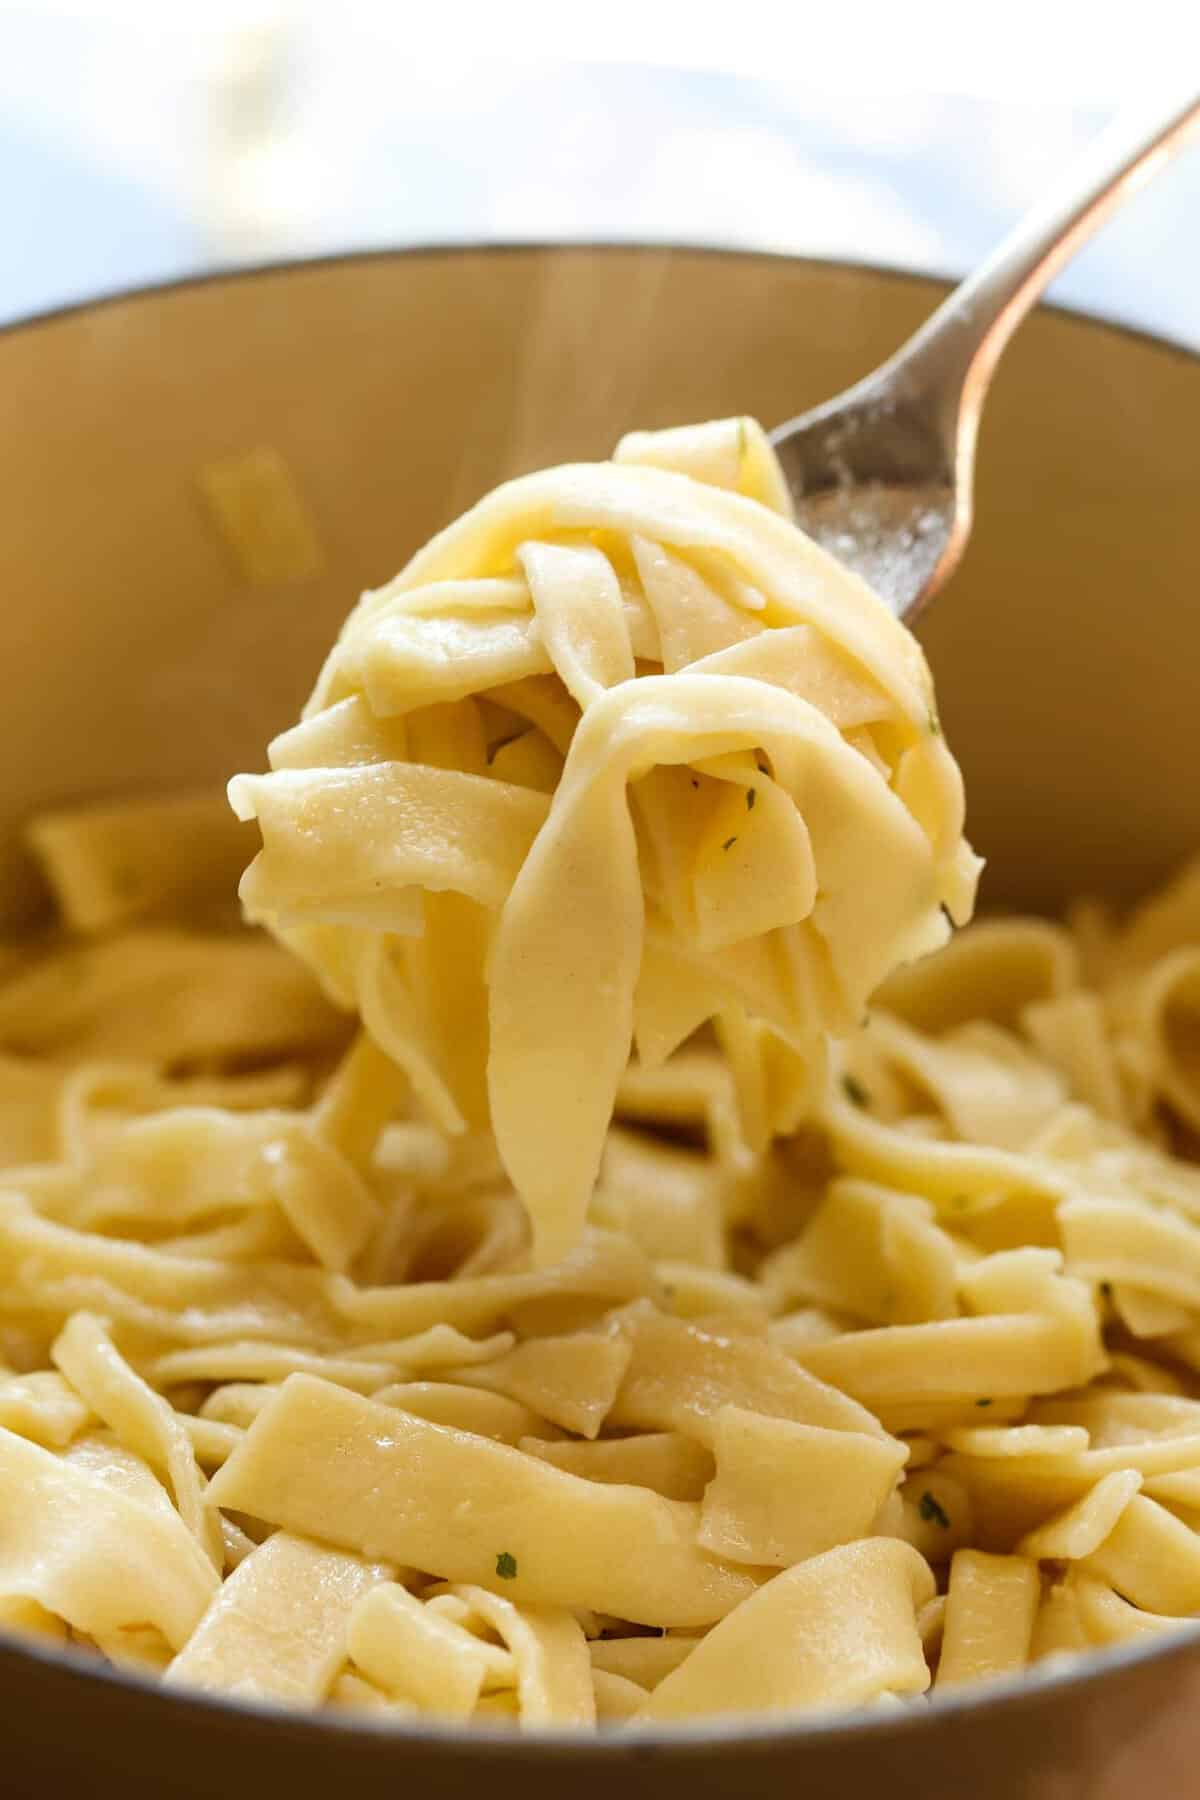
left=0, top=246, right=1197, bottom=924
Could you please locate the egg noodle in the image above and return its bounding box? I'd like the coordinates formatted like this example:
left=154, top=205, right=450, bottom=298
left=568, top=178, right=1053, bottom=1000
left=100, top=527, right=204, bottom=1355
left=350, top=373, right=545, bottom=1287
left=0, top=420, right=1197, bottom=1727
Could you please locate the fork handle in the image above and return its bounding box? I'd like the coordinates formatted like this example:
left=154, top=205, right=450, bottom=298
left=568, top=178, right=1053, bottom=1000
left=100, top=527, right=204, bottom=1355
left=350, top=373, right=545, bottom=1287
left=894, top=91, right=1200, bottom=440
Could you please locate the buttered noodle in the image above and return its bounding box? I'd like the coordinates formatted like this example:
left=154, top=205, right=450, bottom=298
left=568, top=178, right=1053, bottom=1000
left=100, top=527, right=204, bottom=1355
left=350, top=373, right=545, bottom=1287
left=0, top=420, right=1198, bottom=1726
left=230, top=419, right=979, bottom=1267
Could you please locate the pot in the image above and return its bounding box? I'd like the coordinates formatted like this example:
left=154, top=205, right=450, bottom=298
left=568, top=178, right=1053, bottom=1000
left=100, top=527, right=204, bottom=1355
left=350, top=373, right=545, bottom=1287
left=1, top=245, right=1198, bottom=1798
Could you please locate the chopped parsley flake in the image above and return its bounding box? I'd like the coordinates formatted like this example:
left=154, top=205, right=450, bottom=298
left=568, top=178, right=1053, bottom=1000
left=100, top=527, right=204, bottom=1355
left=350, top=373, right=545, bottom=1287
left=746, top=788, right=757, bottom=811
left=919, top=1491, right=950, bottom=1529
left=721, top=836, right=737, bottom=852
left=841, top=1073, right=870, bottom=1109
left=495, top=1551, right=518, bottom=1580
left=928, top=709, right=941, bottom=736
left=975, top=1398, right=993, bottom=1408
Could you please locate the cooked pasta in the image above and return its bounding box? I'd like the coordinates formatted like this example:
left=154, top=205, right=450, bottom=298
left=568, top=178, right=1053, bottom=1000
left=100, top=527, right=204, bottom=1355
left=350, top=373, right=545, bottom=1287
left=230, top=418, right=979, bottom=1266
left=0, top=419, right=1198, bottom=1730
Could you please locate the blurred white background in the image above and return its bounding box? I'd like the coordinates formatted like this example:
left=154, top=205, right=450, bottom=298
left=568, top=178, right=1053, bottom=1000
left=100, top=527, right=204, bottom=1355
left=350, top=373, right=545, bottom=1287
left=1, top=0, right=1197, bottom=342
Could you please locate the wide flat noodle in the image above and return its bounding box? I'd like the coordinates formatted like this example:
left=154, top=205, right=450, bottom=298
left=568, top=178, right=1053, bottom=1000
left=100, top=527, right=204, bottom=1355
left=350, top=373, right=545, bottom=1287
left=936, top=1550, right=1040, bottom=1688
left=347, top=1581, right=508, bottom=1717
left=1017, top=1469, right=1143, bottom=1561
left=27, top=791, right=256, bottom=935
left=760, top=1177, right=957, bottom=1325
left=0, top=1425, right=217, bottom=1648
left=589, top=1633, right=699, bottom=1687
left=636, top=1540, right=933, bottom=1720
left=698, top=1405, right=907, bottom=1566
left=235, top=418, right=977, bottom=1262
left=592, top=1668, right=646, bottom=1722
left=607, top=1305, right=888, bottom=1445
left=0, top=929, right=346, bottom=1068
left=377, top=1382, right=558, bottom=1446
left=1080, top=1494, right=1200, bottom=1614
left=0, top=1370, right=89, bottom=1448
left=206, top=1375, right=758, bottom=1627
left=520, top=1431, right=713, bottom=1501
left=51, top=1313, right=222, bottom=1566
left=442, top=1330, right=631, bottom=1438
left=165, top=1533, right=389, bottom=1703
left=441, top=1583, right=595, bottom=1727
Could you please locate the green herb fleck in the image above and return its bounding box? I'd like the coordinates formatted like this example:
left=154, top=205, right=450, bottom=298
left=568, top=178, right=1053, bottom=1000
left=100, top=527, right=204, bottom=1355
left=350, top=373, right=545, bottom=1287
left=919, top=1491, right=950, bottom=1529
left=841, top=1073, right=870, bottom=1109
left=975, top=1398, right=993, bottom=1408
left=721, top=836, right=737, bottom=852
left=746, top=787, right=757, bottom=811
left=495, top=1551, right=518, bottom=1580
left=928, top=709, right=941, bottom=736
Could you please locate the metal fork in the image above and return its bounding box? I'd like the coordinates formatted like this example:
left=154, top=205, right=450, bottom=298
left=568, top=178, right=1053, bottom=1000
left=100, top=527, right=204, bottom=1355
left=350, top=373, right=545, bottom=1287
left=770, top=92, right=1200, bottom=619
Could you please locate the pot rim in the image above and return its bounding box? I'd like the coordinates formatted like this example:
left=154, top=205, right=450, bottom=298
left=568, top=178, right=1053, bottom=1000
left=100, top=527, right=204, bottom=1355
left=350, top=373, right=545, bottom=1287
left=2, top=238, right=1198, bottom=373
left=4, top=1604, right=1199, bottom=1757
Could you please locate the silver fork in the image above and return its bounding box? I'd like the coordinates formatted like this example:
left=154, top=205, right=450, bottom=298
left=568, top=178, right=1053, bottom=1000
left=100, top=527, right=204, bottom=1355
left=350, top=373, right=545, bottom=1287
left=770, top=92, right=1200, bottom=620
